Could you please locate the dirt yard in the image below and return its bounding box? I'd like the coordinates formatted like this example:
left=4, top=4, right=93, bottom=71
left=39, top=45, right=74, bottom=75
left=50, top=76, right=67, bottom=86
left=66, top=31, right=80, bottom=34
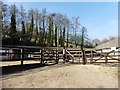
left=2, top=63, right=118, bottom=88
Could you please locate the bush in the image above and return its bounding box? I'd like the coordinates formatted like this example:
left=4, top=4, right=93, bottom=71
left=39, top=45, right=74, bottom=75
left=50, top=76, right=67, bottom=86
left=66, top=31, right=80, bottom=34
left=69, top=45, right=73, bottom=48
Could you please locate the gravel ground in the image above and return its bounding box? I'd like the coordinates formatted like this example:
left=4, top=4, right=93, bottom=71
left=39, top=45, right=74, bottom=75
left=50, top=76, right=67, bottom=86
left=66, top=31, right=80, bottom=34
left=2, top=63, right=118, bottom=88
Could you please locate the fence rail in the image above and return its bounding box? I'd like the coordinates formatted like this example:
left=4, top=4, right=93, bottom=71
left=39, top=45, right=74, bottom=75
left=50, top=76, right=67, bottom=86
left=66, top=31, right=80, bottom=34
left=1, top=45, right=61, bottom=65
left=1, top=45, right=120, bottom=66
left=65, top=47, right=120, bottom=64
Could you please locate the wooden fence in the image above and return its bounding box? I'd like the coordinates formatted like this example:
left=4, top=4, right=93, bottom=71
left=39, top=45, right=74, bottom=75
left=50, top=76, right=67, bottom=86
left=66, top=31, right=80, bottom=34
left=1, top=45, right=62, bottom=65
left=1, top=45, right=120, bottom=66
left=65, top=47, right=120, bottom=64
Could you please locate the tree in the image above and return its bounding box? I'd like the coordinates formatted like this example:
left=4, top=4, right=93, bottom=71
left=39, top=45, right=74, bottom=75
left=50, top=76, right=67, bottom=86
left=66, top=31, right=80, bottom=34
left=59, top=26, right=64, bottom=47
left=62, top=15, right=69, bottom=47
left=66, top=21, right=70, bottom=47
left=9, top=4, right=18, bottom=45
left=50, top=13, right=58, bottom=47
left=1, top=2, right=93, bottom=48
left=71, top=17, right=80, bottom=47
left=37, top=12, right=43, bottom=46
left=34, top=9, right=39, bottom=44
left=101, top=38, right=108, bottom=43
left=74, top=17, right=79, bottom=47
left=81, top=26, right=87, bottom=65
left=21, top=21, right=25, bottom=44
left=1, top=2, right=8, bottom=31
left=41, top=8, right=47, bottom=46
left=0, top=1, right=2, bottom=44
left=19, top=5, right=26, bottom=45
left=1, top=2, right=10, bottom=44
left=55, top=24, right=57, bottom=47
left=92, top=38, right=101, bottom=47
left=53, top=13, right=64, bottom=47
left=28, top=8, right=34, bottom=43
left=48, top=15, right=54, bottom=46
left=109, top=36, right=116, bottom=40
left=62, top=27, right=65, bottom=47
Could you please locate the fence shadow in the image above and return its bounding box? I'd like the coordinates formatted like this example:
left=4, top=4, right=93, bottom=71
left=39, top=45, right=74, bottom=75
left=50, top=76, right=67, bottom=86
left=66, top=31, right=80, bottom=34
left=2, top=63, right=55, bottom=75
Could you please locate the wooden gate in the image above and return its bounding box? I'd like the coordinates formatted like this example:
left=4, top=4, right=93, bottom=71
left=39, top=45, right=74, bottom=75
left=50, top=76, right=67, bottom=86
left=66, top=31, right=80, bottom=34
left=41, top=48, right=59, bottom=64
left=65, top=48, right=82, bottom=63
left=88, top=49, right=120, bottom=64
left=64, top=47, right=120, bottom=64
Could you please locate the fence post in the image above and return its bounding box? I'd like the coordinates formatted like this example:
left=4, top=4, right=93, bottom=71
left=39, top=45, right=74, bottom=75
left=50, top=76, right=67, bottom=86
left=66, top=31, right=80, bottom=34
left=57, top=49, right=59, bottom=61
left=84, top=49, right=87, bottom=64
left=79, top=51, right=80, bottom=63
left=101, top=49, right=102, bottom=57
left=63, top=47, right=65, bottom=62
left=40, top=49, right=42, bottom=64
left=105, top=55, right=108, bottom=64
left=114, top=51, right=115, bottom=56
left=41, top=48, right=43, bottom=64
left=21, top=48, right=24, bottom=65
left=82, top=49, right=86, bottom=65
left=90, top=50, right=93, bottom=64
left=55, top=48, right=59, bottom=64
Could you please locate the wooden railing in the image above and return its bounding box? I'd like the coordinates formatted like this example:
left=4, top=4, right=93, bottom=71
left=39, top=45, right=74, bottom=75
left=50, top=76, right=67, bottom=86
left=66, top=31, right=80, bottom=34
left=65, top=47, right=120, bottom=64
left=1, top=45, right=120, bottom=65
left=1, top=45, right=61, bottom=65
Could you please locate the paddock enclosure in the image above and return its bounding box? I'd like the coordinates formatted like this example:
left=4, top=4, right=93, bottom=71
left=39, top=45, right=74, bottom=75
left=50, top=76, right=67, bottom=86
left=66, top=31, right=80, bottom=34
left=1, top=45, right=119, bottom=88
left=1, top=45, right=120, bottom=66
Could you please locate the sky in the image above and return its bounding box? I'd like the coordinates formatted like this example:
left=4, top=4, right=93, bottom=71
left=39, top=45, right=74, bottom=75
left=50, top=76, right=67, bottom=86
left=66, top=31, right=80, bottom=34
left=5, top=2, right=118, bottom=40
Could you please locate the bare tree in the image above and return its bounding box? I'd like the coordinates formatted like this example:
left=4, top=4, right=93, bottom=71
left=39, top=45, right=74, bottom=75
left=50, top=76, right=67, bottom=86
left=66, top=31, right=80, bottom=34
left=1, top=2, right=9, bottom=40
left=33, top=8, right=39, bottom=43
left=92, top=38, right=101, bottom=47
left=28, top=8, right=34, bottom=42
left=109, top=36, right=116, bottom=40
left=70, top=17, right=80, bottom=47
left=101, top=38, right=108, bottom=43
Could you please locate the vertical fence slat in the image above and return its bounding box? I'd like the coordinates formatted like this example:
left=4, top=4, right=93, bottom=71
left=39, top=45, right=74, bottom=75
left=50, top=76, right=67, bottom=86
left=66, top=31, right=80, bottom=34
left=91, top=50, right=93, bottom=64
left=41, top=48, right=43, bottom=64
left=21, top=48, right=24, bottom=65
left=105, top=55, right=108, bottom=64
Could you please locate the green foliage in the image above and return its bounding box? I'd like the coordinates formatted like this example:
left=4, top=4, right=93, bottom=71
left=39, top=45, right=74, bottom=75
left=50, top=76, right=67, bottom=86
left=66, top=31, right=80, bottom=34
left=9, top=5, right=19, bottom=45
left=62, top=27, right=65, bottom=47
left=21, top=21, right=27, bottom=45
left=81, top=27, right=87, bottom=65
left=55, top=24, right=57, bottom=47
left=10, top=14, right=16, bottom=35
left=2, top=2, right=93, bottom=48
left=48, top=16, right=54, bottom=47
left=59, top=26, right=62, bottom=46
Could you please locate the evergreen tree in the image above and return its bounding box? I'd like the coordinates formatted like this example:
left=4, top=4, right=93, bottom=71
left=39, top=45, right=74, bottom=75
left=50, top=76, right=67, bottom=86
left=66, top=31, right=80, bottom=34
left=48, top=16, right=54, bottom=46
left=81, top=27, right=87, bottom=65
left=21, top=21, right=25, bottom=45
left=28, top=8, right=34, bottom=43
left=55, top=24, right=57, bottom=47
left=62, top=27, right=65, bottom=47
left=9, top=5, right=17, bottom=45
left=59, top=26, right=63, bottom=46
left=66, top=26, right=69, bottom=47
